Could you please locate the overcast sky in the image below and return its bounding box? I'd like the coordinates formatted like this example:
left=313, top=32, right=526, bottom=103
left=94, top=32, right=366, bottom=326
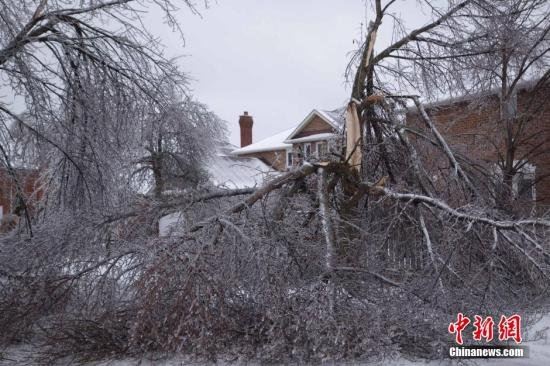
left=150, top=0, right=430, bottom=146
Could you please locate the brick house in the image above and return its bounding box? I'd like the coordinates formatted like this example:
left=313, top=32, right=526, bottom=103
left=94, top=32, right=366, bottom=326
left=233, top=79, right=550, bottom=209
left=0, top=168, right=41, bottom=219
left=407, top=80, right=550, bottom=207
left=232, top=108, right=345, bottom=171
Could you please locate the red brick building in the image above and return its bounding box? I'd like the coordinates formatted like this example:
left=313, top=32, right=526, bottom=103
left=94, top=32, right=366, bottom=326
left=234, top=80, right=549, bottom=210
left=0, top=168, right=41, bottom=219
left=232, top=108, right=345, bottom=171
left=408, top=81, right=550, bottom=207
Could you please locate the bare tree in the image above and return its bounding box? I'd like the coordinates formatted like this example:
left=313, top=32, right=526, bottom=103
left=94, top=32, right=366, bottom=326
left=2, top=1, right=550, bottom=364
left=0, top=0, right=200, bottom=212
left=443, top=0, right=550, bottom=210
left=363, top=0, right=550, bottom=210
left=132, top=84, right=226, bottom=199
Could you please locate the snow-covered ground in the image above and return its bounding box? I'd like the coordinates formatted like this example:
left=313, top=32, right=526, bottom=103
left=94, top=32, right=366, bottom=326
left=383, top=313, right=550, bottom=366
left=481, top=313, right=550, bottom=366
left=2, top=315, right=549, bottom=365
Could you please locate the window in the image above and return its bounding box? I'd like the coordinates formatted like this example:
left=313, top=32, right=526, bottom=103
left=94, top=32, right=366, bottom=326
left=304, top=143, right=312, bottom=159
left=513, top=162, right=536, bottom=201
left=503, top=90, right=518, bottom=119
left=286, top=150, right=293, bottom=169
left=317, top=141, right=328, bottom=158
left=517, top=172, right=535, bottom=201
left=492, top=160, right=536, bottom=201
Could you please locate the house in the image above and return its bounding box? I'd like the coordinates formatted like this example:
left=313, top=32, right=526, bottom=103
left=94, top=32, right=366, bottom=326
left=162, top=105, right=349, bottom=235
left=406, top=80, right=550, bottom=207
left=0, top=168, right=40, bottom=219
left=231, top=109, right=345, bottom=171
left=232, top=77, right=550, bottom=209
left=0, top=167, right=41, bottom=232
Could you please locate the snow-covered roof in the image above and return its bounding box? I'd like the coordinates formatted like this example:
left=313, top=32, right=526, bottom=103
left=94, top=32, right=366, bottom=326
left=231, top=128, right=293, bottom=155
left=317, top=107, right=346, bottom=129
left=405, top=78, right=548, bottom=112
left=207, top=143, right=276, bottom=189
left=285, top=132, right=337, bottom=144
left=159, top=144, right=274, bottom=236
left=231, top=106, right=345, bottom=156
left=286, top=107, right=346, bottom=142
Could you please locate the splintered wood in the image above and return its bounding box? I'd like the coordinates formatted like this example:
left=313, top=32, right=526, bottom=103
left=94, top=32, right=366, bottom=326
left=345, top=101, right=362, bottom=172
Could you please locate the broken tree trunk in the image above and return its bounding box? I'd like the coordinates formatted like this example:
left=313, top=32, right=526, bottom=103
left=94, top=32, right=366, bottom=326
left=345, top=101, right=362, bottom=173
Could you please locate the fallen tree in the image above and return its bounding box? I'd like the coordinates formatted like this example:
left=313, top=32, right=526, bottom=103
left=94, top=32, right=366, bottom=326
left=1, top=0, right=549, bottom=363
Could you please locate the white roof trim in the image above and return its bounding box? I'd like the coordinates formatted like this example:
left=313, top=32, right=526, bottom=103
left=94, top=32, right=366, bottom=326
left=403, top=78, right=546, bottom=113
left=284, top=132, right=337, bottom=144
left=232, top=144, right=289, bottom=155
left=231, top=128, right=293, bottom=155
left=285, top=109, right=338, bottom=141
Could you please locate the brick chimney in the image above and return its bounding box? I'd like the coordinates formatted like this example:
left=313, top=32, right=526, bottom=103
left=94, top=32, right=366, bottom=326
left=239, top=111, right=253, bottom=147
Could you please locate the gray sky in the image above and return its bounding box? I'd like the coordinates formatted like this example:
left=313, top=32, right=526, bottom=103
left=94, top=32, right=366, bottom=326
left=152, top=0, right=430, bottom=146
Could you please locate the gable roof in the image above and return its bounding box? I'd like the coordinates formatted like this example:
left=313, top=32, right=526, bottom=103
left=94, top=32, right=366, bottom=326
left=231, top=128, right=294, bottom=155
left=285, top=107, right=345, bottom=141
left=231, top=106, right=346, bottom=156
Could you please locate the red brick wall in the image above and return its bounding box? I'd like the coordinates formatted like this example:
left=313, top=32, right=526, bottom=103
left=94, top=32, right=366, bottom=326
left=407, top=83, right=550, bottom=206
left=0, top=168, right=41, bottom=216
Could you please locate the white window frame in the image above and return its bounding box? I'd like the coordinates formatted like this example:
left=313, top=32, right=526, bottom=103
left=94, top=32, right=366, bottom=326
left=304, top=143, right=312, bottom=159
left=286, top=149, right=294, bottom=170
left=492, top=160, right=536, bottom=201
left=316, top=141, right=328, bottom=157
